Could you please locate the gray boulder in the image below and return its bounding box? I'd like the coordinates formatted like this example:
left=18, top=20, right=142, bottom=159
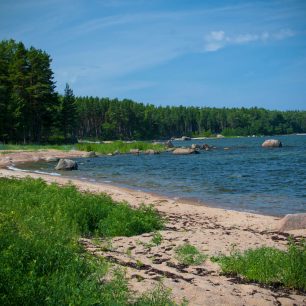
left=191, top=143, right=200, bottom=149
left=262, top=139, right=282, bottom=148
left=84, top=151, right=96, bottom=157
left=277, top=213, right=306, bottom=232
left=55, top=159, right=78, bottom=170
left=202, top=144, right=212, bottom=151
left=173, top=148, right=198, bottom=155
left=165, top=140, right=174, bottom=148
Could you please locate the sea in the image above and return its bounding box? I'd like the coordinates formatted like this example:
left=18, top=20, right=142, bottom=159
left=15, top=135, right=306, bottom=216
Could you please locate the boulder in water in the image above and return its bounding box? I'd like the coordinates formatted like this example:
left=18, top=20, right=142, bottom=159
left=173, top=148, right=198, bottom=155
left=262, top=139, right=282, bottom=148
left=165, top=140, right=174, bottom=148
left=191, top=144, right=200, bottom=149
left=55, top=159, right=78, bottom=170
left=277, top=213, right=306, bottom=232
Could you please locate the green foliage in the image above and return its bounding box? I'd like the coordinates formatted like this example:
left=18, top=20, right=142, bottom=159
left=97, top=204, right=164, bottom=237
left=0, top=143, right=74, bottom=151
left=0, top=178, right=166, bottom=305
left=76, top=97, right=306, bottom=140
left=151, top=231, right=163, bottom=246
left=175, top=243, right=207, bottom=266
left=2, top=38, right=306, bottom=144
left=60, top=83, right=77, bottom=140
left=76, top=141, right=166, bottom=154
left=215, top=241, right=306, bottom=291
left=135, top=282, right=183, bottom=306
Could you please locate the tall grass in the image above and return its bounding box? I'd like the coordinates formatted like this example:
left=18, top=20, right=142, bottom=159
left=213, top=241, right=306, bottom=291
left=76, top=141, right=166, bottom=154
left=0, top=178, right=172, bottom=305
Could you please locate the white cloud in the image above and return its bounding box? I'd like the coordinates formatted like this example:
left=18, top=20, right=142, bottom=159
left=204, top=29, right=296, bottom=52
left=210, top=31, right=225, bottom=41
left=273, top=29, right=295, bottom=40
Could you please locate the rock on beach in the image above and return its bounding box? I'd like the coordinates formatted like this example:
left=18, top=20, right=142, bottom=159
left=277, top=213, right=306, bottom=232
left=55, top=159, right=78, bottom=170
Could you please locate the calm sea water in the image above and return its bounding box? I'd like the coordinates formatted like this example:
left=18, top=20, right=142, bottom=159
left=16, top=135, right=306, bottom=216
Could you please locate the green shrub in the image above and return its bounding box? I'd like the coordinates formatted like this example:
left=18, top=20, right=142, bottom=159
left=175, top=243, right=207, bottom=266
left=214, top=241, right=306, bottom=291
left=0, top=178, right=166, bottom=305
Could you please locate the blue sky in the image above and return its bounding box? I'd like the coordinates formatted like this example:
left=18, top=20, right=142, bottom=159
left=1, top=0, right=306, bottom=110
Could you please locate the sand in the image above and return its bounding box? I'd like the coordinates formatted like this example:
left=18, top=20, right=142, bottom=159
left=0, top=150, right=305, bottom=305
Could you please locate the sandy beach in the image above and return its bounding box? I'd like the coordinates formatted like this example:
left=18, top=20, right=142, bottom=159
left=0, top=150, right=305, bottom=305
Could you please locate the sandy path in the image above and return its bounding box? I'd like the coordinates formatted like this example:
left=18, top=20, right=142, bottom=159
left=0, top=151, right=305, bottom=305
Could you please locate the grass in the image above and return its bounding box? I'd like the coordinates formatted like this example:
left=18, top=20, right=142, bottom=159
left=76, top=141, right=166, bottom=154
left=0, top=144, right=74, bottom=151
left=212, top=241, right=306, bottom=291
left=0, top=177, right=179, bottom=305
left=151, top=231, right=163, bottom=246
left=0, top=141, right=166, bottom=155
left=175, top=243, right=207, bottom=266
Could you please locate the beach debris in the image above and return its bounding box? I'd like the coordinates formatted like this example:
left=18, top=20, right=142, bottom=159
left=172, top=148, right=198, bottom=155
left=83, top=151, right=96, bottom=158
left=277, top=213, right=306, bottom=232
left=262, top=139, right=282, bottom=148
left=55, top=158, right=78, bottom=170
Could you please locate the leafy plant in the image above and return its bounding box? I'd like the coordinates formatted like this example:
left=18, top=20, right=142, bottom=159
left=0, top=177, right=167, bottom=305
left=215, top=240, right=306, bottom=291
left=175, top=243, right=207, bottom=266
left=151, top=231, right=163, bottom=246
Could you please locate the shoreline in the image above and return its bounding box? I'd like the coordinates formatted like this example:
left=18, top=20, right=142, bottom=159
left=0, top=149, right=302, bottom=224
left=1, top=150, right=306, bottom=305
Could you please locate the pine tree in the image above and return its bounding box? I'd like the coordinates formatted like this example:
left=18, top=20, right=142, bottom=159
left=61, top=83, right=77, bottom=140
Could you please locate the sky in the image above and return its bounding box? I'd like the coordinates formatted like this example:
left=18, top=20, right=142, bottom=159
left=1, top=0, right=306, bottom=110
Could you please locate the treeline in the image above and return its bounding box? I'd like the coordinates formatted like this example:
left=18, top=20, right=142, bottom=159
left=1, top=39, right=306, bottom=143
left=76, top=96, right=306, bottom=139
left=0, top=39, right=76, bottom=143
